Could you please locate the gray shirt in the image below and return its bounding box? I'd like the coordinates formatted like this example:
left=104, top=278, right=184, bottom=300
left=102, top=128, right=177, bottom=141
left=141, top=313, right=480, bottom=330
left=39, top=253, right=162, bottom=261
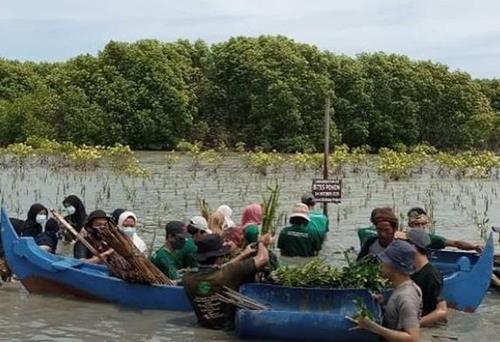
left=383, top=280, right=422, bottom=331
left=368, top=239, right=385, bottom=256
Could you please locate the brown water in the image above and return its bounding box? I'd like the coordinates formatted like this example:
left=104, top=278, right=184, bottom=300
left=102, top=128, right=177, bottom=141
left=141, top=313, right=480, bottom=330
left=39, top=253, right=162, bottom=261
left=1, top=152, right=499, bottom=341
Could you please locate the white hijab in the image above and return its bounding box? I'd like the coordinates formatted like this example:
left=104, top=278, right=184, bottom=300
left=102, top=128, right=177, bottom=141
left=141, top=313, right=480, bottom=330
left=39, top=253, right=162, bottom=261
left=117, top=211, right=146, bottom=253
left=216, top=205, right=236, bottom=230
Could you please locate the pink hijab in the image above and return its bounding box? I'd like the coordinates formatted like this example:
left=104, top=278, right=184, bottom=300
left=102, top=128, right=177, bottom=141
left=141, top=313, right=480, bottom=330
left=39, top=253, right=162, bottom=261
left=241, top=203, right=263, bottom=231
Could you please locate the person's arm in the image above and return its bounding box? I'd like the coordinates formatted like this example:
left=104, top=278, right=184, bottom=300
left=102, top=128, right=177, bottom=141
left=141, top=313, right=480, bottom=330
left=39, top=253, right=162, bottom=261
left=420, top=300, right=448, bottom=327
left=445, top=239, right=482, bottom=253
left=225, top=244, right=256, bottom=265
left=252, top=242, right=269, bottom=269
left=356, top=238, right=375, bottom=261
left=348, top=317, right=419, bottom=342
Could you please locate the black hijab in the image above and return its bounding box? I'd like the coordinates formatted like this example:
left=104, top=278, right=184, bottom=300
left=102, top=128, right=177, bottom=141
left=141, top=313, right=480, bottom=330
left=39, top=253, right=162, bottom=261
left=63, top=195, right=87, bottom=232
left=34, top=218, right=60, bottom=253
left=22, top=203, right=48, bottom=237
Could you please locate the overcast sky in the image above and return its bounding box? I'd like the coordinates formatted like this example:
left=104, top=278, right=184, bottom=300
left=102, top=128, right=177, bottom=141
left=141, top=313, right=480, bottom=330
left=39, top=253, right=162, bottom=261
left=1, top=0, right=499, bottom=78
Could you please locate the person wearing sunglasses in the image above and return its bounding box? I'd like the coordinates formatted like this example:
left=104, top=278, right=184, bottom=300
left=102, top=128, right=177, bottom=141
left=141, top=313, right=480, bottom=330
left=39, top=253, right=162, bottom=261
left=407, top=207, right=482, bottom=253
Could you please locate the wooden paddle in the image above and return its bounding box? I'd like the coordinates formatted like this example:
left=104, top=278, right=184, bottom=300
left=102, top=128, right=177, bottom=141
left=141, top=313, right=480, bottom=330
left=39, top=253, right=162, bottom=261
left=50, top=209, right=108, bottom=265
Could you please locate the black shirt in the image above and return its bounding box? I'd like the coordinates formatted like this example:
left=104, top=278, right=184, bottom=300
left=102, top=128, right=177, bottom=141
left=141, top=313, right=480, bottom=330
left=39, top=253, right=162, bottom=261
left=411, top=262, right=443, bottom=316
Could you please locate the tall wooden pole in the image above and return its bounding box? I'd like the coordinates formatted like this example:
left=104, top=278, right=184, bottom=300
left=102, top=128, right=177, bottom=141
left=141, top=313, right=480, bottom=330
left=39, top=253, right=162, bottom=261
left=323, top=97, right=330, bottom=216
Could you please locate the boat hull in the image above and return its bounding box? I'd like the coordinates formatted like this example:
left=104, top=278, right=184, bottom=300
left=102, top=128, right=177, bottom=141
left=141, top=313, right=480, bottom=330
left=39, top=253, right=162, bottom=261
left=357, top=227, right=494, bottom=312
left=1, top=208, right=192, bottom=311
left=236, top=284, right=381, bottom=342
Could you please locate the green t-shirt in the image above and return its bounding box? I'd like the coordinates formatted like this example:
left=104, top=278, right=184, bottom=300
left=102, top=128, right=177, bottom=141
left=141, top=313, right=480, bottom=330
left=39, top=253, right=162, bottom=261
left=357, top=226, right=447, bottom=250
left=308, top=211, right=329, bottom=237
left=151, top=238, right=198, bottom=280
left=277, top=224, right=323, bottom=257
left=429, top=234, right=446, bottom=250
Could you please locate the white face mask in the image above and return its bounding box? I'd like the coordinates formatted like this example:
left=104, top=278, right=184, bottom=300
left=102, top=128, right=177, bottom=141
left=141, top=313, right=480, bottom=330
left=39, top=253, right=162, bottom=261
left=36, top=214, right=48, bottom=225
left=121, top=227, right=136, bottom=238
left=64, top=205, right=76, bottom=216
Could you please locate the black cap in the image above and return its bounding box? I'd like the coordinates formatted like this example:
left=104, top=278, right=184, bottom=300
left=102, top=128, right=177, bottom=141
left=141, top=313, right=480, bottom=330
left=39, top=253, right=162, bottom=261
left=165, top=221, right=187, bottom=237
left=407, top=207, right=427, bottom=217
left=85, top=210, right=108, bottom=227
left=301, top=193, right=316, bottom=206
left=193, top=234, right=231, bottom=261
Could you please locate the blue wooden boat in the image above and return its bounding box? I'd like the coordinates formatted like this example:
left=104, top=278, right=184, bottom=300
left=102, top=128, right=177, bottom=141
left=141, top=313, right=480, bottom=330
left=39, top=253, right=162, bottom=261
left=357, top=227, right=494, bottom=312
left=236, top=284, right=381, bottom=342
left=0, top=208, right=192, bottom=311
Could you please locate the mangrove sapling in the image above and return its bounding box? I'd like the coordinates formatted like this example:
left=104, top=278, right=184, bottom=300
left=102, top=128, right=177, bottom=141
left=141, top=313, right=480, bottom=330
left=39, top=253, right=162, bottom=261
left=353, top=297, right=374, bottom=320
left=261, top=184, right=281, bottom=235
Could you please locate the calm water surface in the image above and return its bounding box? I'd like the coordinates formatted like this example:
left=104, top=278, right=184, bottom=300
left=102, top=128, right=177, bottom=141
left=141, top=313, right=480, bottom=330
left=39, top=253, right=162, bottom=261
left=1, top=152, right=499, bottom=341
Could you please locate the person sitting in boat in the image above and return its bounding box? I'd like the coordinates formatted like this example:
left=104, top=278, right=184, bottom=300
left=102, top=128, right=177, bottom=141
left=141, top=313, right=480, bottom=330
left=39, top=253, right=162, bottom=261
left=277, top=203, right=323, bottom=257
left=151, top=221, right=197, bottom=280
left=183, top=233, right=270, bottom=330
left=73, top=210, right=114, bottom=263
left=301, top=193, right=329, bottom=239
left=34, top=218, right=61, bottom=254
left=357, top=207, right=399, bottom=261
left=406, top=228, right=448, bottom=327
left=349, top=240, right=421, bottom=342
left=407, top=207, right=482, bottom=253
left=117, top=211, right=147, bottom=254
left=21, top=203, right=49, bottom=238
left=187, top=216, right=212, bottom=242
left=110, top=208, right=126, bottom=225
left=62, top=195, right=87, bottom=239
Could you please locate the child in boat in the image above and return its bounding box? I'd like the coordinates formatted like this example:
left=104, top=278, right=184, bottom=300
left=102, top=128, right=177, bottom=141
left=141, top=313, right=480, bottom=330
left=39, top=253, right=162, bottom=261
left=348, top=240, right=421, bottom=342
left=406, top=228, right=448, bottom=326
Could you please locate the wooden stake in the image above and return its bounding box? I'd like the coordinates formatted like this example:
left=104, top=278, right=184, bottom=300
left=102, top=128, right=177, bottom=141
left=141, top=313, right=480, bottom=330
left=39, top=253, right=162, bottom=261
left=51, top=209, right=108, bottom=265
left=323, top=97, right=331, bottom=217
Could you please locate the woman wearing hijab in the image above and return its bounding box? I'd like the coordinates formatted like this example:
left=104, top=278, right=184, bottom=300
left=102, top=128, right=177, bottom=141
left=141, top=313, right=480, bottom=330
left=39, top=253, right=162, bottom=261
left=117, top=211, right=147, bottom=254
left=62, top=195, right=87, bottom=233
left=216, top=205, right=236, bottom=229
left=22, top=203, right=49, bottom=238
left=34, top=218, right=60, bottom=253
left=241, top=203, right=263, bottom=245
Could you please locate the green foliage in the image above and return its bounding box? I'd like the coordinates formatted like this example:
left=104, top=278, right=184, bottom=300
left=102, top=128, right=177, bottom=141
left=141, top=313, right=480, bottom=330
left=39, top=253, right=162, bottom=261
left=261, top=184, right=281, bottom=235
left=0, top=37, right=497, bottom=151
left=271, top=258, right=388, bottom=292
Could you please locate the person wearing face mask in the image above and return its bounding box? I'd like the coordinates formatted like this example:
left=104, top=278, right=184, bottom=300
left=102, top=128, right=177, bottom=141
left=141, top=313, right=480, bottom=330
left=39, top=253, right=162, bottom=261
left=73, top=210, right=114, bottom=263
left=34, top=218, right=61, bottom=253
left=62, top=195, right=87, bottom=233
left=151, top=221, right=197, bottom=280
left=21, top=203, right=49, bottom=238
left=117, top=211, right=147, bottom=254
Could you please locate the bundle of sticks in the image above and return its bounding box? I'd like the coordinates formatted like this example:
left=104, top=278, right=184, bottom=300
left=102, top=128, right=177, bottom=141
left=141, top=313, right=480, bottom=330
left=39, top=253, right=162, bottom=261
left=215, top=286, right=269, bottom=311
left=98, top=220, right=173, bottom=285
left=51, top=210, right=173, bottom=285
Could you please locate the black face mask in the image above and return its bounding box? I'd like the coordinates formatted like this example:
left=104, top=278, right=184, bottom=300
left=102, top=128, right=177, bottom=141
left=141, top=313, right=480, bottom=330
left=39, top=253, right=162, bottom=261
left=172, top=236, right=186, bottom=250
left=87, top=227, right=102, bottom=238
